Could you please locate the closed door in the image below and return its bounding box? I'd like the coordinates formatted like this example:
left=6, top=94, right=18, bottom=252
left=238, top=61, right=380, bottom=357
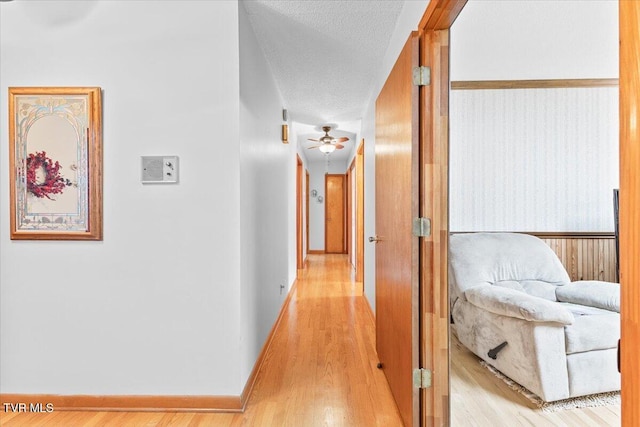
left=375, top=32, right=419, bottom=427
left=325, top=174, right=345, bottom=254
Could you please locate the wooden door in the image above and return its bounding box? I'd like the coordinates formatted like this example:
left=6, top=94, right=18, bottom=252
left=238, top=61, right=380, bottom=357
left=325, top=174, right=345, bottom=254
left=375, top=32, right=419, bottom=427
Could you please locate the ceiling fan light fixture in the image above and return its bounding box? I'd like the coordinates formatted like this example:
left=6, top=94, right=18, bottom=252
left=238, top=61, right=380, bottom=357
left=319, top=144, right=336, bottom=154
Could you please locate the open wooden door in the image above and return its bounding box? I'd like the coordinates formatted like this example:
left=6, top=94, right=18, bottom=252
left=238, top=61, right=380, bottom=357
left=374, top=32, right=420, bottom=427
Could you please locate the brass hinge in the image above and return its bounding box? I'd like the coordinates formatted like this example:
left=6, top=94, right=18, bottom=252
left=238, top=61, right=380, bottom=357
left=412, top=217, right=432, bottom=237
left=412, top=66, right=431, bottom=86
left=413, top=368, right=432, bottom=389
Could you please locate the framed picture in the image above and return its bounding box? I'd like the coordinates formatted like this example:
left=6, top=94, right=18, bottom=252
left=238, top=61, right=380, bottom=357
left=9, top=87, right=102, bottom=240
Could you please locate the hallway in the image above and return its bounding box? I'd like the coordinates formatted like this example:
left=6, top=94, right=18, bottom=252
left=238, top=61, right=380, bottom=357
left=0, top=255, right=403, bottom=427
left=239, top=254, right=403, bottom=426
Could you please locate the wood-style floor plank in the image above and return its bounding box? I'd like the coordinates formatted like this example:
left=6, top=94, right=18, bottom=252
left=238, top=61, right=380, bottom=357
left=0, top=255, right=403, bottom=427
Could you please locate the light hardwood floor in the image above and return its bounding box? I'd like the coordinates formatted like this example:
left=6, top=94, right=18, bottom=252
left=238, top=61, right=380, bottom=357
left=451, top=332, right=621, bottom=427
left=0, top=255, right=403, bottom=427
left=1, top=255, right=621, bottom=426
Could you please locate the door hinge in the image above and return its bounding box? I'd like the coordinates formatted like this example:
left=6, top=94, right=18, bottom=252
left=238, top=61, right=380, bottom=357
left=412, top=217, right=432, bottom=237
left=412, top=66, right=431, bottom=86
left=413, top=368, right=432, bottom=389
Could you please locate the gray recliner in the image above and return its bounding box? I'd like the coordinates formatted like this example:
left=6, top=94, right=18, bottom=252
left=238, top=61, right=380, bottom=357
left=449, top=232, right=620, bottom=402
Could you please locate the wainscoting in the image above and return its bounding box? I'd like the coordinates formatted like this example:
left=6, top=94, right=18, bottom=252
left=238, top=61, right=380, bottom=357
left=534, top=233, right=617, bottom=282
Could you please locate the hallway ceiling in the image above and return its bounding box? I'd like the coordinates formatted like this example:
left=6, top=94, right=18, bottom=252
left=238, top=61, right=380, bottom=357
left=242, top=0, right=405, bottom=162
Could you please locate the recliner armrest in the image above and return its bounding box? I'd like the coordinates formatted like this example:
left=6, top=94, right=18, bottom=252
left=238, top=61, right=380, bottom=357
left=465, top=285, right=574, bottom=325
left=556, top=281, right=620, bottom=312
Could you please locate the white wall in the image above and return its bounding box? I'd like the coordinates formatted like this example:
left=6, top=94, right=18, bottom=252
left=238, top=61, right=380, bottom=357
left=0, top=1, right=244, bottom=395
left=359, top=0, right=430, bottom=313
left=238, top=2, right=290, bottom=388
left=450, top=0, right=618, bottom=81
left=450, top=87, right=619, bottom=232
left=307, top=158, right=348, bottom=251
left=450, top=0, right=619, bottom=232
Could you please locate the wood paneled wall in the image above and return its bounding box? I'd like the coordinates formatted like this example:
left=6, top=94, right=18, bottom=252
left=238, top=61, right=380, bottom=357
left=535, top=234, right=617, bottom=282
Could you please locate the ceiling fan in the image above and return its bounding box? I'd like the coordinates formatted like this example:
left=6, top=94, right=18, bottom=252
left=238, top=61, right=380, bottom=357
left=307, top=126, right=349, bottom=154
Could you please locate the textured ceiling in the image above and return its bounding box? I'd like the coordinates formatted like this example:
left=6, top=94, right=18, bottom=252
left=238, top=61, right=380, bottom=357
left=242, top=0, right=405, bottom=162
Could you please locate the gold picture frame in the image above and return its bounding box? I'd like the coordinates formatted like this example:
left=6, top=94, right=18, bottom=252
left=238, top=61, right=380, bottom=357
left=9, top=87, right=103, bottom=240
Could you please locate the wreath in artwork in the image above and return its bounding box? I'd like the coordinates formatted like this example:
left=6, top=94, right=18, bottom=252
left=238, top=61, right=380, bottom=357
left=26, top=151, right=72, bottom=199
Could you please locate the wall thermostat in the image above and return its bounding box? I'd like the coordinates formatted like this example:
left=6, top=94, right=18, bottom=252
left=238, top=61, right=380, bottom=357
left=141, top=156, right=179, bottom=183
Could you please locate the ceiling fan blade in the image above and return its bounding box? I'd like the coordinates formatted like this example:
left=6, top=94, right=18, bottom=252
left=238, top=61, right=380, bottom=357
left=335, top=144, right=345, bottom=150
left=308, top=138, right=319, bottom=142
left=334, top=137, right=349, bottom=143
left=307, top=145, right=322, bottom=149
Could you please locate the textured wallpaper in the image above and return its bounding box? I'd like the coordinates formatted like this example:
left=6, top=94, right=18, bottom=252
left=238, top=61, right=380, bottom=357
left=450, top=86, right=619, bottom=232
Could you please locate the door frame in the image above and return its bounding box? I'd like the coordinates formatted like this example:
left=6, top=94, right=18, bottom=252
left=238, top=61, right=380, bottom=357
left=347, top=163, right=354, bottom=264
left=346, top=149, right=365, bottom=281
left=417, top=0, right=639, bottom=425
left=417, top=2, right=465, bottom=425
left=296, top=155, right=304, bottom=271
left=356, top=140, right=365, bottom=283
left=306, top=170, right=310, bottom=256
left=619, top=2, right=640, bottom=424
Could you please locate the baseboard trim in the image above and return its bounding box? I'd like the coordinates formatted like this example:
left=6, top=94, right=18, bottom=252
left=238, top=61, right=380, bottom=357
left=239, top=280, right=298, bottom=408
left=0, top=282, right=300, bottom=413
left=308, top=250, right=325, bottom=254
left=0, top=394, right=242, bottom=413
left=363, top=293, right=375, bottom=322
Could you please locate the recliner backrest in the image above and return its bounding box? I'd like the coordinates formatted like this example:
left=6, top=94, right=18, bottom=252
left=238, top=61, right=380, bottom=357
left=449, top=233, right=571, bottom=306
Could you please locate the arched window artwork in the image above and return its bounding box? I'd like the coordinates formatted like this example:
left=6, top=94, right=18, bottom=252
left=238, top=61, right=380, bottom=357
left=9, top=87, right=103, bottom=240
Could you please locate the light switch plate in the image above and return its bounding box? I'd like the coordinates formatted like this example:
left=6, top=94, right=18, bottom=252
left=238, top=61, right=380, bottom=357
left=141, top=156, right=179, bottom=183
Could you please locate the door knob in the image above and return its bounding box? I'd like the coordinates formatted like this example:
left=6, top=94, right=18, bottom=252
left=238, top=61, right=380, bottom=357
left=369, top=236, right=382, bottom=243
